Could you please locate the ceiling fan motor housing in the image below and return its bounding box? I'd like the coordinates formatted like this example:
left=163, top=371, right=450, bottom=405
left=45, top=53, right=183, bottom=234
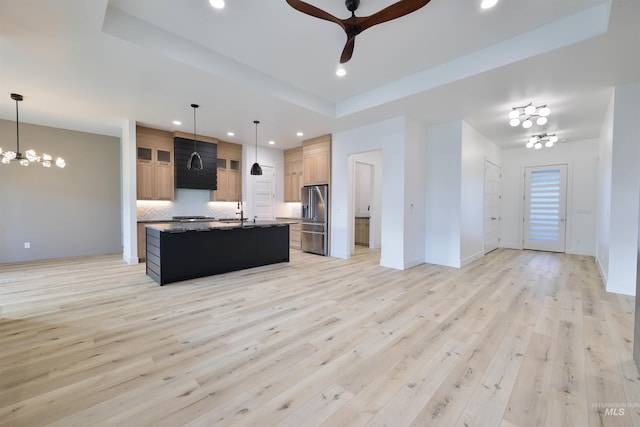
left=346, top=0, right=360, bottom=12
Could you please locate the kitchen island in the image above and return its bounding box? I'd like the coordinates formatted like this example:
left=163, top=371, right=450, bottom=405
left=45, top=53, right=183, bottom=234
left=145, top=221, right=289, bottom=285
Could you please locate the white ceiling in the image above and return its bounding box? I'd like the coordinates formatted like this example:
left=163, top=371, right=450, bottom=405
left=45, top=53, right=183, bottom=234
left=1, top=0, right=638, bottom=150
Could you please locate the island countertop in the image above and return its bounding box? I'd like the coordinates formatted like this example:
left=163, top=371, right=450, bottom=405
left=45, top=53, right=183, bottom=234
left=145, top=220, right=292, bottom=233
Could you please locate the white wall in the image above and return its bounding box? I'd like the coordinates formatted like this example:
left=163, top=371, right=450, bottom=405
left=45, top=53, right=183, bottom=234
left=601, top=82, right=640, bottom=295
left=425, top=121, right=462, bottom=267
left=501, top=140, right=599, bottom=256
left=404, top=118, right=428, bottom=268
left=332, top=117, right=406, bottom=269
left=0, top=119, right=122, bottom=263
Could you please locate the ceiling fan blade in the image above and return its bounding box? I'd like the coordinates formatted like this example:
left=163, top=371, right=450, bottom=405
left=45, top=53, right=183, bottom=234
left=359, top=0, right=432, bottom=31
left=340, top=37, right=356, bottom=63
left=285, top=0, right=346, bottom=29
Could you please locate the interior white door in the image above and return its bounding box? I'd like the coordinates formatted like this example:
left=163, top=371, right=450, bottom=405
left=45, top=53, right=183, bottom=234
left=523, top=164, right=567, bottom=252
left=484, top=160, right=502, bottom=254
left=253, top=165, right=274, bottom=220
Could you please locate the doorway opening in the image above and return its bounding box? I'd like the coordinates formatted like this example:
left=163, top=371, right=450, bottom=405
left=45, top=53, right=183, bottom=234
left=354, top=161, right=373, bottom=248
left=349, top=151, right=382, bottom=257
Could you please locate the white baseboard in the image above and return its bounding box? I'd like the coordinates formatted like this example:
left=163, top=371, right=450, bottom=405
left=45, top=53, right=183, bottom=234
left=500, top=241, right=522, bottom=250
left=461, top=251, right=483, bottom=267
left=403, top=258, right=424, bottom=270
left=123, top=254, right=139, bottom=265
left=596, top=256, right=608, bottom=286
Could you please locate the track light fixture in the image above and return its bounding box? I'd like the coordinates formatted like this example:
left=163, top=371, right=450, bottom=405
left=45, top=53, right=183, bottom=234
left=509, top=103, right=551, bottom=128
left=525, top=133, right=559, bottom=149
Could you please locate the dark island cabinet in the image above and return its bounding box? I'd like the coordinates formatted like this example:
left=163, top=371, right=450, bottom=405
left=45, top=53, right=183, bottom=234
left=146, top=224, right=289, bottom=285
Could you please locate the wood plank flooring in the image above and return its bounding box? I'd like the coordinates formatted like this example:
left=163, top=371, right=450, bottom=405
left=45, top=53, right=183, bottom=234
left=0, top=248, right=638, bottom=426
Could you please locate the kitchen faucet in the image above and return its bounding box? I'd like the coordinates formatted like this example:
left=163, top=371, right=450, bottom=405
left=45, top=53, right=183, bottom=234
left=237, top=195, right=244, bottom=223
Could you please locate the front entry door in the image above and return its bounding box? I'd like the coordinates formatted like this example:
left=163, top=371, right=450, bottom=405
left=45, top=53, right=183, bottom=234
left=523, top=164, right=567, bottom=252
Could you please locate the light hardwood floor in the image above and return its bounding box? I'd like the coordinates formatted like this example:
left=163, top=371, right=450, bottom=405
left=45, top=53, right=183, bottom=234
left=1, top=248, right=638, bottom=426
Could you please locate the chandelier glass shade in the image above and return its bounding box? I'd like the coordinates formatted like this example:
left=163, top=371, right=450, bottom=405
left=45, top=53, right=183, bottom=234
left=525, top=133, right=559, bottom=149
left=509, top=103, right=551, bottom=128
left=1, top=93, right=66, bottom=168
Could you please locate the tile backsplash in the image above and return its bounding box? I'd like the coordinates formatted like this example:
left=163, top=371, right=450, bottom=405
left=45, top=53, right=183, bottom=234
left=137, top=189, right=301, bottom=221
left=137, top=189, right=237, bottom=220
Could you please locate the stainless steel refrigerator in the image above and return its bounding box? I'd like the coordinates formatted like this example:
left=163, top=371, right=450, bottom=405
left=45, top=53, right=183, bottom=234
left=301, top=184, right=329, bottom=255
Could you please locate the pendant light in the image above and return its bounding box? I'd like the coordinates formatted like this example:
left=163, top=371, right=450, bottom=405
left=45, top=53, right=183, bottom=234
left=250, top=120, right=262, bottom=175
left=187, top=103, right=203, bottom=170
left=1, top=93, right=65, bottom=168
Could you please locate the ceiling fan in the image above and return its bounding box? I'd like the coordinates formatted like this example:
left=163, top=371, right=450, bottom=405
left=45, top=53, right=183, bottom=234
left=285, top=0, right=432, bottom=63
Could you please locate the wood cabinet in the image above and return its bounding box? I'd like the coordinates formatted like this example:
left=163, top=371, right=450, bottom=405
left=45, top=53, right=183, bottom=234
left=284, top=147, right=303, bottom=202
left=137, top=223, right=147, bottom=261
left=210, top=141, right=242, bottom=202
left=355, top=217, right=370, bottom=246
left=289, top=222, right=301, bottom=249
left=136, top=126, right=174, bottom=201
left=302, top=135, right=331, bottom=186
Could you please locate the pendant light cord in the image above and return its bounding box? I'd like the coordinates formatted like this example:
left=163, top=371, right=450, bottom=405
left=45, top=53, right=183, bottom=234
left=15, top=97, right=20, bottom=154
left=193, top=105, right=197, bottom=152
left=254, top=120, right=258, bottom=161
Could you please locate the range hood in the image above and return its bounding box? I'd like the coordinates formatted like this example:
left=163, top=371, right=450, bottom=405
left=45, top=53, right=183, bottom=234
left=174, top=137, right=217, bottom=190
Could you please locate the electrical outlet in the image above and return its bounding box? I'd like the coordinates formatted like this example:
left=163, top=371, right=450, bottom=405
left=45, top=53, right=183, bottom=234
left=24, top=242, right=30, bottom=249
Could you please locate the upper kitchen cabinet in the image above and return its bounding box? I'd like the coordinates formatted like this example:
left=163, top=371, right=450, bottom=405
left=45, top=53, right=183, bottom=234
left=302, top=135, right=331, bottom=186
left=210, top=140, right=242, bottom=202
left=136, top=126, right=174, bottom=201
left=284, top=147, right=303, bottom=202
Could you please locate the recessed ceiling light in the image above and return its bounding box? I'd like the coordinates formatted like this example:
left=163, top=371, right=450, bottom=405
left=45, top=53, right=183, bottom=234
left=268, top=140, right=275, bottom=145
left=227, top=132, right=235, bottom=136
left=336, top=67, right=346, bottom=77
left=173, top=120, right=182, bottom=126
left=296, top=132, right=304, bottom=137
left=481, top=0, right=498, bottom=9
left=209, top=0, right=225, bottom=9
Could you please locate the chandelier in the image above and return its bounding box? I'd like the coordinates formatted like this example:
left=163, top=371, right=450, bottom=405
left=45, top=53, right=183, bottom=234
left=509, top=103, right=551, bottom=128
left=525, top=133, right=559, bottom=149
left=1, top=93, right=66, bottom=168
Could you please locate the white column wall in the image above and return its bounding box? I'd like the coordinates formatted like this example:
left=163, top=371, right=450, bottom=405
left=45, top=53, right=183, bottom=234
left=404, top=118, right=428, bottom=268
left=596, top=91, right=614, bottom=283
left=331, top=117, right=406, bottom=269
left=122, top=119, right=138, bottom=264
left=425, top=121, right=462, bottom=267
left=605, top=82, right=640, bottom=295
